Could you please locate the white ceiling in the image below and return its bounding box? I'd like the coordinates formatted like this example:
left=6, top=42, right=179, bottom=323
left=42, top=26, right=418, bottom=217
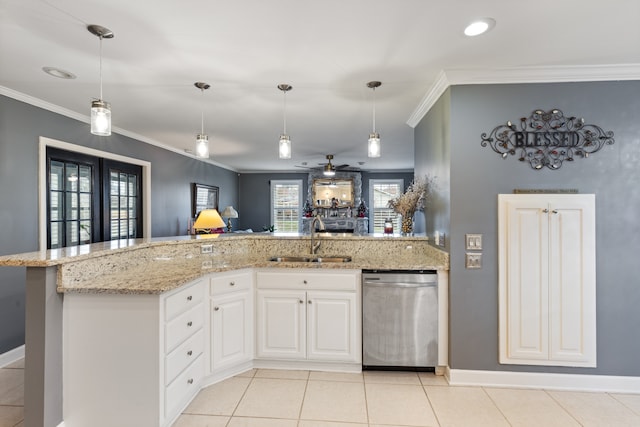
left=2, top=0, right=640, bottom=172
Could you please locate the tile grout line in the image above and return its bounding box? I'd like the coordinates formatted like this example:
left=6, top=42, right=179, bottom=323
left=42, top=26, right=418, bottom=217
left=420, top=374, right=442, bottom=427
left=607, top=392, right=640, bottom=418
left=224, top=369, right=257, bottom=427
left=543, top=389, right=586, bottom=427
left=480, top=386, right=513, bottom=427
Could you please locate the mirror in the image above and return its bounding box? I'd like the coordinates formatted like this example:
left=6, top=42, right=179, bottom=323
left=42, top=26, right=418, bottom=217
left=312, top=178, right=354, bottom=208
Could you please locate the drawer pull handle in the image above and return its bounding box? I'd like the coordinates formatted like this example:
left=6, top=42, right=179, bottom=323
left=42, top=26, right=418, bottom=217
left=187, top=321, right=193, bottom=327
left=214, top=306, right=220, bottom=311
left=230, top=281, right=235, bottom=286
left=187, top=295, right=193, bottom=301
left=187, top=378, right=194, bottom=385
left=187, top=350, right=193, bottom=356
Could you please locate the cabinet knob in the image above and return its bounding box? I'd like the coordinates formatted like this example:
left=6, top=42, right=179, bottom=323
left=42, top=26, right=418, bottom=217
left=214, top=306, right=220, bottom=311
left=187, top=350, right=193, bottom=356
left=543, top=208, right=549, bottom=213
left=299, top=299, right=304, bottom=304
left=187, top=378, right=194, bottom=385
left=552, top=209, right=558, bottom=214
left=230, top=281, right=235, bottom=286
left=303, top=280, right=308, bottom=284
left=187, top=321, right=193, bottom=327
left=308, top=300, right=312, bottom=304
left=187, top=295, right=193, bottom=301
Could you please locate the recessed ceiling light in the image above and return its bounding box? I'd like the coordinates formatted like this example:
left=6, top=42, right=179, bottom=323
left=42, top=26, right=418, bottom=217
left=464, top=18, right=496, bottom=37
left=42, top=66, right=76, bottom=79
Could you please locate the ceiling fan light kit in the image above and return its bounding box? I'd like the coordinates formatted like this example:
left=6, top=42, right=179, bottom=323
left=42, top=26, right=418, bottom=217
left=194, top=82, right=211, bottom=159
left=88, top=24, right=114, bottom=136
left=367, top=81, right=382, bottom=158
left=278, top=84, right=293, bottom=159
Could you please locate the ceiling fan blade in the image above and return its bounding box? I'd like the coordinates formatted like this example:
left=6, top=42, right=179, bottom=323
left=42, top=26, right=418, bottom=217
left=335, top=164, right=350, bottom=169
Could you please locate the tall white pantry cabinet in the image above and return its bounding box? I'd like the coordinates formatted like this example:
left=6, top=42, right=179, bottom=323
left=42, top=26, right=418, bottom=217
left=498, top=194, right=597, bottom=367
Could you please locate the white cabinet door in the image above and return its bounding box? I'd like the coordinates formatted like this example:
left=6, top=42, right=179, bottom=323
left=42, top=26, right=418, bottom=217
left=211, top=290, right=253, bottom=371
left=499, top=194, right=596, bottom=367
left=256, top=290, right=306, bottom=359
left=307, top=291, right=359, bottom=362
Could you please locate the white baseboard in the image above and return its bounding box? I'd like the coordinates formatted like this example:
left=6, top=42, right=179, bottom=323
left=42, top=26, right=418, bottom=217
left=0, top=345, right=25, bottom=368
left=448, top=368, right=640, bottom=394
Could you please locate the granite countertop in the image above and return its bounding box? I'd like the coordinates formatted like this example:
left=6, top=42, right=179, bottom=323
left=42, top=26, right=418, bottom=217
left=0, top=233, right=448, bottom=295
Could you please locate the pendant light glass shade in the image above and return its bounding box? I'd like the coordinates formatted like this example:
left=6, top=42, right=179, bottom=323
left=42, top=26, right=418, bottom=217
left=367, top=81, right=382, bottom=158
left=91, top=99, right=111, bottom=136
left=277, top=84, right=292, bottom=159
left=194, top=82, right=211, bottom=158
left=368, top=132, right=381, bottom=158
left=196, top=133, right=209, bottom=158
left=279, top=134, right=291, bottom=159
left=88, top=25, right=114, bottom=136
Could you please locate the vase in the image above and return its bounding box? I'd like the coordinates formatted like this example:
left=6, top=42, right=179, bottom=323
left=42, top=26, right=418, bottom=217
left=401, top=216, right=414, bottom=236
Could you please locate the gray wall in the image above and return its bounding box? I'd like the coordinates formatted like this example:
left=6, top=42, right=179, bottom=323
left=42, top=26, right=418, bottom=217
left=238, top=171, right=415, bottom=233
left=415, top=81, right=640, bottom=376
left=0, top=95, right=238, bottom=353
left=414, top=89, right=451, bottom=248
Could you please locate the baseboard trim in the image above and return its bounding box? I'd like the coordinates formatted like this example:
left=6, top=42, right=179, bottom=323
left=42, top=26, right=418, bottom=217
left=0, top=345, right=25, bottom=368
left=448, top=368, right=640, bottom=394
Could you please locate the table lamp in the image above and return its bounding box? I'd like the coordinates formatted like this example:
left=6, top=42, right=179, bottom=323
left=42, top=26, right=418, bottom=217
left=193, top=209, right=226, bottom=234
left=221, top=206, right=239, bottom=232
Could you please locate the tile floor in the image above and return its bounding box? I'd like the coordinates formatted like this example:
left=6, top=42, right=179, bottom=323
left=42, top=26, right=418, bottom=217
left=1, top=361, right=640, bottom=427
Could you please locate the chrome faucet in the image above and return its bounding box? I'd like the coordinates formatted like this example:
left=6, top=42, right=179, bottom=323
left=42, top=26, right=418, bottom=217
left=310, top=214, right=325, bottom=254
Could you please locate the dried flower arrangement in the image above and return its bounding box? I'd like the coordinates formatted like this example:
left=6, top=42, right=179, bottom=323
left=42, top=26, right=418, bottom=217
left=387, top=175, right=433, bottom=234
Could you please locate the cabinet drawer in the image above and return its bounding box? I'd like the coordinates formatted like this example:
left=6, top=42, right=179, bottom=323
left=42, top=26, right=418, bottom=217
left=256, top=270, right=358, bottom=291
left=165, top=328, right=204, bottom=385
left=165, top=279, right=205, bottom=321
left=211, top=271, right=252, bottom=295
left=165, top=354, right=204, bottom=418
left=165, top=303, right=204, bottom=352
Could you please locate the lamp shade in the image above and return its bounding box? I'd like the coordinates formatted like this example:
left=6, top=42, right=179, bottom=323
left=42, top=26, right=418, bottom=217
left=221, top=206, right=239, bottom=219
left=279, top=135, right=291, bottom=159
left=195, top=134, right=209, bottom=158
left=91, top=99, right=111, bottom=136
left=368, top=133, right=381, bottom=158
left=193, top=209, right=225, bottom=232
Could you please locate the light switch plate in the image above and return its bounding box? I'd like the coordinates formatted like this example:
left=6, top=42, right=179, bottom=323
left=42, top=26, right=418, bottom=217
left=466, top=253, right=482, bottom=269
left=465, top=233, right=482, bottom=250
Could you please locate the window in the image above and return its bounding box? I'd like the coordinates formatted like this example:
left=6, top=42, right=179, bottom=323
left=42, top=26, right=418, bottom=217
left=270, top=180, right=303, bottom=232
left=369, top=179, right=404, bottom=233
left=47, top=148, right=143, bottom=249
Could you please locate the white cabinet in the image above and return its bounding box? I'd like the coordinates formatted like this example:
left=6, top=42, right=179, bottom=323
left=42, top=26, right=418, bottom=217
left=62, top=278, right=206, bottom=427
left=209, top=270, right=253, bottom=374
left=255, top=269, right=361, bottom=363
left=498, top=194, right=596, bottom=367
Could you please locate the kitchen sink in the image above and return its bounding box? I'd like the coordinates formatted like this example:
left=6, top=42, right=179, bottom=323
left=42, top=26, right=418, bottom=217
left=268, top=255, right=352, bottom=263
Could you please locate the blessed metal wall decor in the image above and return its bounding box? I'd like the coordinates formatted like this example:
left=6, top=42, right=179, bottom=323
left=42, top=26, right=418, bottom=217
left=480, top=109, right=614, bottom=170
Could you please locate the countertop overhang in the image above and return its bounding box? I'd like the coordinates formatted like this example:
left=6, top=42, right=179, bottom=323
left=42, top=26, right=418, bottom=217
left=0, top=233, right=449, bottom=294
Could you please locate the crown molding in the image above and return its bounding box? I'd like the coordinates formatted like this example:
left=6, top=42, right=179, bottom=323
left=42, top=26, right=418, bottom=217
left=0, top=86, right=237, bottom=172
left=406, top=64, right=640, bottom=128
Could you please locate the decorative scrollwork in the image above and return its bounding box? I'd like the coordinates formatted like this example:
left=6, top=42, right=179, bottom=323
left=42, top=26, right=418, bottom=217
left=480, top=109, right=614, bottom=170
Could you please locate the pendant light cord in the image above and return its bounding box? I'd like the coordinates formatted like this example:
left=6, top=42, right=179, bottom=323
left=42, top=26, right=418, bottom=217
left=283, top=90, right=287, bottom=134
left=372, top=86, right=376, bottom=133
left=99, top=35, right=103, bottom=100
left=201, top=88, right=205, bottom=135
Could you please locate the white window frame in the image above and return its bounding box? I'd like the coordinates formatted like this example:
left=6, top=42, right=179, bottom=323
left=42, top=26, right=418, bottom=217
left=270, top=179, right=303, bottom=233
left=39, top=136, right=152, bottom=251
left=369, top=179, right=404, bottom=234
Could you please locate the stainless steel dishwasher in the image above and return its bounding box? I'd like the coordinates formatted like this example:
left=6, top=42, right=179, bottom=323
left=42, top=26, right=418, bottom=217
left=362, top=270, right=438, bottom=369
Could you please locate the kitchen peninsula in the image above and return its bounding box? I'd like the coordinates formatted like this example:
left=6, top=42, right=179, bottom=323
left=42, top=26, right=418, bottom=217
left=0, top=233, right=448, bottom=427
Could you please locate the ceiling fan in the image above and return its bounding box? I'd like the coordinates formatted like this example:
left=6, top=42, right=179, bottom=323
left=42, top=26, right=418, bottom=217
left=296, top=155, right=357, bottom=176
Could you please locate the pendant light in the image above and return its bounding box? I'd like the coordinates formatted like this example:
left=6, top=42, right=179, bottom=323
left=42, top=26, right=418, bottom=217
left=194, top=82, right=211, bottom=158
left=88, top=25, right=114, bottom=136
left=367, top=81, right=382, bottom=158
left=278, top=84, right=292, bottom=159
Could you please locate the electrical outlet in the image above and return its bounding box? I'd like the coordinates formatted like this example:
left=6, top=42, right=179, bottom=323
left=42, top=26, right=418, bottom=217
left=465, top=234, right=482, bottom=250
left=466, top=252, right=482, bottom=269
left=201, top=244, right=213, bottom=254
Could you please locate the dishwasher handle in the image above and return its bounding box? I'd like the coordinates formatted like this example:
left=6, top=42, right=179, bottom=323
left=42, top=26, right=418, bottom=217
left=363, top=279, right=437, bottom=288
